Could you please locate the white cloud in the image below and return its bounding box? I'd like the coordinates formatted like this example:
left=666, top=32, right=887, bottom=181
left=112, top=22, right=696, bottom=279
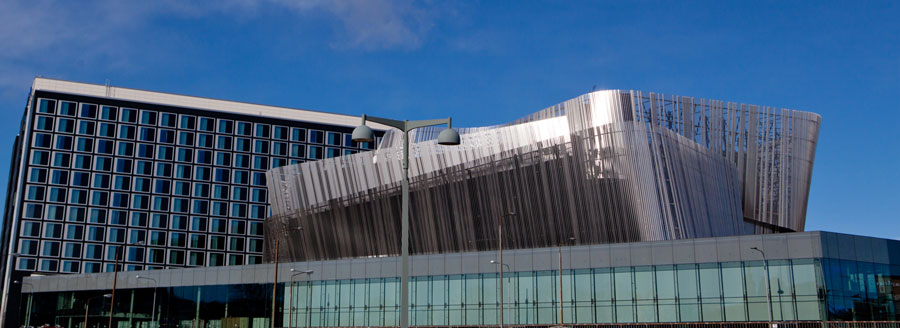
left=0, top=0, right=444, bottom=99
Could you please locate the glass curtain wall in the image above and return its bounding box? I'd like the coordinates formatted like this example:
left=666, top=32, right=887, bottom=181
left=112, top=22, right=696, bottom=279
left=21, top=258, right=900, bottom=327
left=18, top=259, right=900, bottom=328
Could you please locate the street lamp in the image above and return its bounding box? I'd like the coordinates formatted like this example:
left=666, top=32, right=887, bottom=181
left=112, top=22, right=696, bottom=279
left=272, top=225, right=303, bottom=328
left=288, top=269, right=314, bottom=328
left=85, top=294, right=112, bottom=328
left=557, top=236, right=575, bottom=326
left=109, top=241, right=145, bottom=328
left=489, top=260, right=511, bottom=328
left=13, top=280, right=33, bottom=328
left=136, top=275, right=158, bottom=328
left=750, top=246, right=773, bottom=326
left=352, top=114, right=460, bottom=328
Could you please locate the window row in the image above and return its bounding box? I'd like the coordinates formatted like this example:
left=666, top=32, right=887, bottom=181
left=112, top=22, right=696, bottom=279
left=29, top=152, right=274, bottom=182
left=18, top=232, right=263, bottom=258
left=18, top=250, right=263, bottom=273
left=32, top=129, right=370, bottom=157
left=19, top=215, right=263, bottom=237
left=35, top=99, right=378, bottom=148
left=22, top=200, right=269, bottom=224
left=26, top=171, right=269, bottom=200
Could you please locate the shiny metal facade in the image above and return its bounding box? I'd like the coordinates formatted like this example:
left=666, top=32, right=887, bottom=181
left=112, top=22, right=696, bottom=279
left=265, top=90, right=820, bottom=262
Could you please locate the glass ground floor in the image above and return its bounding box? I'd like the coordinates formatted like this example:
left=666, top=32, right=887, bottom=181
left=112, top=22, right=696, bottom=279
left=17, top=257, right=900, bottom=328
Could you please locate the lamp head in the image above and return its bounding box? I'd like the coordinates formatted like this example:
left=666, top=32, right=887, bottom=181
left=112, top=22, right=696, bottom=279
left=103, top=294, right=112, bottom=298
left=352, top=125, right=375, bottom=143
left=489, top=260, right=498, bottom=264
left=437, top=128, right=460, bottom=146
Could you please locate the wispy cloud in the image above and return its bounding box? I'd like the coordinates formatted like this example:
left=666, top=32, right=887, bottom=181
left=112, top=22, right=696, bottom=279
left=0, top=0, right=445, bottom=98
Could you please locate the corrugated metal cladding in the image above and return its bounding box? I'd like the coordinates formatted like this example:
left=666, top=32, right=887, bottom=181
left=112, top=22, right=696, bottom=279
left=264, top=90, right=820, bottom=262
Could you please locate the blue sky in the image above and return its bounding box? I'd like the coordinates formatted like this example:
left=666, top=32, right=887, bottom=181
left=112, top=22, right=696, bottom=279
left=0, top=0, right=897, bottom=239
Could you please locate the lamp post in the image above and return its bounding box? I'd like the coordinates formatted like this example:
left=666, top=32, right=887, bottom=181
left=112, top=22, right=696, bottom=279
left=489, top=260, right=510, bottom=328
left=288, top=269, right=314, bottom=328
left=352, top=114, right=460, bottom=328
left=271, top=225, right=303, bottom=328
left=557, top=237, right=575, bottom=326
left=109, top=241, right=144, bottom=328
left=85, top=294, right=112, bottom=328
left=750, top=247, right=773, bottom=327
left=13, top=280, right=33, bottom=328
left=135, top=276, right=158, bottom=328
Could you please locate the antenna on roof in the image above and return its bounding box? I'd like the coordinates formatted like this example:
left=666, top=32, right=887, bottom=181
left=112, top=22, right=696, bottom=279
left=105, top=79, right=112, bottom=97
left=591, top=84, right=597, bottom=92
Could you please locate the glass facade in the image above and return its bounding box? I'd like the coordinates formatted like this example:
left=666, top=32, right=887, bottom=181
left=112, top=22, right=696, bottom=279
left=10, top=96, right=381, bottom=275
left=18, top=257, right=900, bottom=327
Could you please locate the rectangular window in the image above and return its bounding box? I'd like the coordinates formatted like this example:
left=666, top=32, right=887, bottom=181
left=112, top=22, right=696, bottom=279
left=159, top=113, right=176, bottom=127
left=90, top=191, right=109, bottom=206
left=217, top=119, right=233, bottom=134
left=170, top=215, right=188, bottom=230
left=35, top=116, right=53, bottom=131
left=326, top=147, right=341, bottom=158
left=89, top=209, right=107, bottom=224
left=84, top=244, right=103, bottom=260
left=233, top=171, right=249, bottom=184
left=139, top=127, right=156, bottom=142
left=216, top=136, right=232, bottom=150
left=32, top=133, right=52, bottom=148
left=55, top=135, right=73, bottom=150
left=51, top=152, right=71, bottom=168
left=94, top=156, right=112, bottom=171
left=38, top=99, right=56, bottom=114
left=97, top=123, right=116, bottom=138
left=100, top=106, right=117, bottom=121
left=233, top=154, right=250, bottom=168
left=179, top=115, right=195, bottom=130
left=235, top=138, right=251, bottom=152
left=152, top=146, right=171, bottom=161
left=198, top=117, right=215, bottom=132
left=253, top=140, right=269, bottom=154
left=291, top=128, right=306, bottom=142
left=168, top=250, right=185, bottom=265
left=96, top=139, right=114, bottom=154
left=56, top=118, right=75, bottom=133
left=272, top=142, right=288, bottom=156
left=309, top=130, right=324, bottom=143
left=59, top=101, right=77, bottom=116
left=215, top=152, right=231, bottom=166
left=77, top=121, right=95, bottom=135
left=135, top=160, right=153, bottom=175
left=75, top=137, right=93, bottom=152
left=343, top=133, right=358, bottom=148
left=326, top=131, right=341, bottom=146
left=118, top=141, right=135, bottom=156
left=71, top=171, right=90, bottom=187
left=140, top=111, right=157, bottom=125
left=196, top=150, right=212, bottom=164
left=151, top=214, right=168, bottom=229
left=177, top=131, right=194, bottom=146
left=87, top=226, right=105, bottom=242
left=120, top=108, right=138, bottom=123
left=252, top=156, right=268, bottom=170
left=273, top=126, right=288, bottom=140
left=158, top=129, right=175, bottom=144
left=118, top=125, right=136, bottom=139
left=136, top=144, right=154, bottom=158
left=155, top=162, right=172, bottom=178
left=79, top=103, right=97, bottom=118
left=308, top=145, right=323, bottom=159
left=72, top=154, right=91, bottom=169
left=197, top=134, right=213, bottom=148
left=236, top=122, right=251, bottom=136
left=213, top=185, right=229, bottom=200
